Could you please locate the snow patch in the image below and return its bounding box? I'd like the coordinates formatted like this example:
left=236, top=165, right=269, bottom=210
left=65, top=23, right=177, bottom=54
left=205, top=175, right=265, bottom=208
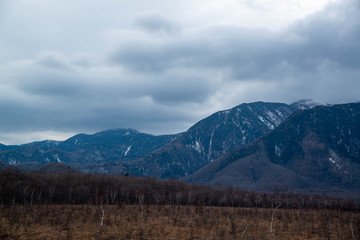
left=53, top=154, right=61, bottom=163
left=123, top=132, right=130, bottom=136
left=195, top=141, right=202, bottom=153
left=266, top=111, right=281, bottom=126
left=328, top=150, right=342, bottom=169
left=243, top=119, right=251, bottom=127
left=208, top=131, right=215, bottom=162
left=124, top=145, right=132, bottom=156
left=242, top=135, right=246, bottom=144
left=275, top=109, right=284, bottom=118
left=222, top=110, right=230, bottom=125
left=188, top=140, right=203, bottom=153
left=346, top=145, right=350, bottom=153
left=258, top=116, right=274, bottom=129
left=329, top=149, right=339, bottom=161
left=328, top=158, right=336, bottom=164
left=275, top=145, right=281, bottom=157
left=232, top=118, right=240, bottom=127
left=8, top=159, right=19, bottom=165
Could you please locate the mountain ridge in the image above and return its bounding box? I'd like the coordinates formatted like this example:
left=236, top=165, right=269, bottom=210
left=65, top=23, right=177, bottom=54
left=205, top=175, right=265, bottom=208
left=184, top=103, right=360, bottom=197
left=0, top=99, right=325, bottom=178
left=123, top=100, right=320, bottom=179
left=0, top=128, right=181, bottom=173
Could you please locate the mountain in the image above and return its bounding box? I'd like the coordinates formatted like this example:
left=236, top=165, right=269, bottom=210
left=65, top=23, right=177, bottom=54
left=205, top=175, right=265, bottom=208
left=0, top=143, right=18, bottom=151
left=58, top=129, right=180, bottom=162
left=184, top=103, right=360, bottom=197
left=125, top=101, right=318, bottom=179
left=21, top=140, right=61, bottom=150
left=0, top=128, right=180, bottom=173
left=0, top=100, right=322, bottom=176
left=37, top=162, right=77, bottom=174
left=0, top=144, right=8, bottom=151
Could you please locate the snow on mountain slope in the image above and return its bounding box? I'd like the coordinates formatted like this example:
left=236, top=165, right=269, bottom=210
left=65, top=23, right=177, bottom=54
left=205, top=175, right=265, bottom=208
left=126, top=101, right=315, bottom=179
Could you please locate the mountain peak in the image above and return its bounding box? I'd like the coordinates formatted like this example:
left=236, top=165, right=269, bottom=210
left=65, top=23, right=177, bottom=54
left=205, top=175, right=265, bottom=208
left=94, top=128, right=140, bottom=137
left=290, top=99, right=325, bottom=109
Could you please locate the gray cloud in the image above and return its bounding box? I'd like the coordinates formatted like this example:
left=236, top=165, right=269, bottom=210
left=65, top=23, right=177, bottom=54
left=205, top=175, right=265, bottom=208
left=0, top=55, right=211, bottom=139
left=111, top=1, right=360, bottom=81
left=35, top=52, right=73, bottom=71
left=108, top=0, right=360, bottom=114
left=135, top=12, right=181, bottom=35
left=19, top=74, right=83, bottom=98
left=0, top=0, right=359, bottom=144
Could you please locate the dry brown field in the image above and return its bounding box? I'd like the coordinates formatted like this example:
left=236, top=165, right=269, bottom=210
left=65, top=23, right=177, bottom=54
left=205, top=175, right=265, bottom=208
left=0, top=204, right=359, bottom=240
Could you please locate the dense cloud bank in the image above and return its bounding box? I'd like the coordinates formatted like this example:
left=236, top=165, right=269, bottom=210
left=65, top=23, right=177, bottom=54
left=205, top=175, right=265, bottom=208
left=0, top=0, right=359, bottom=144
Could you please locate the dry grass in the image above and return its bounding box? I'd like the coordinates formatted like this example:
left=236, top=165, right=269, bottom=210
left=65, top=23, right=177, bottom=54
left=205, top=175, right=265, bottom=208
left=0, top=204, right=359, bottom=240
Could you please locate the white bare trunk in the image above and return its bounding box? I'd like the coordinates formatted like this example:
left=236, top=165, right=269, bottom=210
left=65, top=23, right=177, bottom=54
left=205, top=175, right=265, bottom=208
left=269, top=201, right=281, bottom=240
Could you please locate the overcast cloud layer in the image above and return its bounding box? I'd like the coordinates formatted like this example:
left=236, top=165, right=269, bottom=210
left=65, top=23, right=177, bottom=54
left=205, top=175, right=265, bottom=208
left=0, top=0, right=359, bottom=144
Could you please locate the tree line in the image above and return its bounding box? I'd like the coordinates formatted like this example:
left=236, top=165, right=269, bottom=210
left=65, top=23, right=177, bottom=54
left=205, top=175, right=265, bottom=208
left=0, top=168, right=357, bottom=210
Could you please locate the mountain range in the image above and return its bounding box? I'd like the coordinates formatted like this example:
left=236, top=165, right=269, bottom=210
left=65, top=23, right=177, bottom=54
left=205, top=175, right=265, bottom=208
left=185, top=103, right=360, bottom=197
left=0, top=128, right=179, bottom=172
left=123, top=101, right=317, bottom=179
left=1, top=99, right=359, bottom=197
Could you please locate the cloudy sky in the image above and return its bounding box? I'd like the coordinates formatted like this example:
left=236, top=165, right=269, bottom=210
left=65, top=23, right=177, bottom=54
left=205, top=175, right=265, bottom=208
left=0, top=0, right=359, bottom=144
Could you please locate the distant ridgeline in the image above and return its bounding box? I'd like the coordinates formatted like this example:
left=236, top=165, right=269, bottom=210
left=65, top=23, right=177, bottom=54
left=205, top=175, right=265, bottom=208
left=1, top=100, right=360, bottom=198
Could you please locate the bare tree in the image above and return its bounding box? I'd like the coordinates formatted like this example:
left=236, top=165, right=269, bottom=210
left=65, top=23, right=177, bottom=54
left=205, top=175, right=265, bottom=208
left=242, top=223, right=250, bottom=238
left=175, top=192, right=182, bottom=206
left=138, top=192, right=145, bottom=217
left=22, top=184, right=30, bottom=204
left=110, top=188, right=118, bottom=205
left=188, top=191, right=195, bottom=205
left=269, top=201, right=281, bottom=240
left=350, top=217, right=356, bottom=240
left=100, top=203, right=105, bottom=233
left=154, top=192, right=161, bottom=206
